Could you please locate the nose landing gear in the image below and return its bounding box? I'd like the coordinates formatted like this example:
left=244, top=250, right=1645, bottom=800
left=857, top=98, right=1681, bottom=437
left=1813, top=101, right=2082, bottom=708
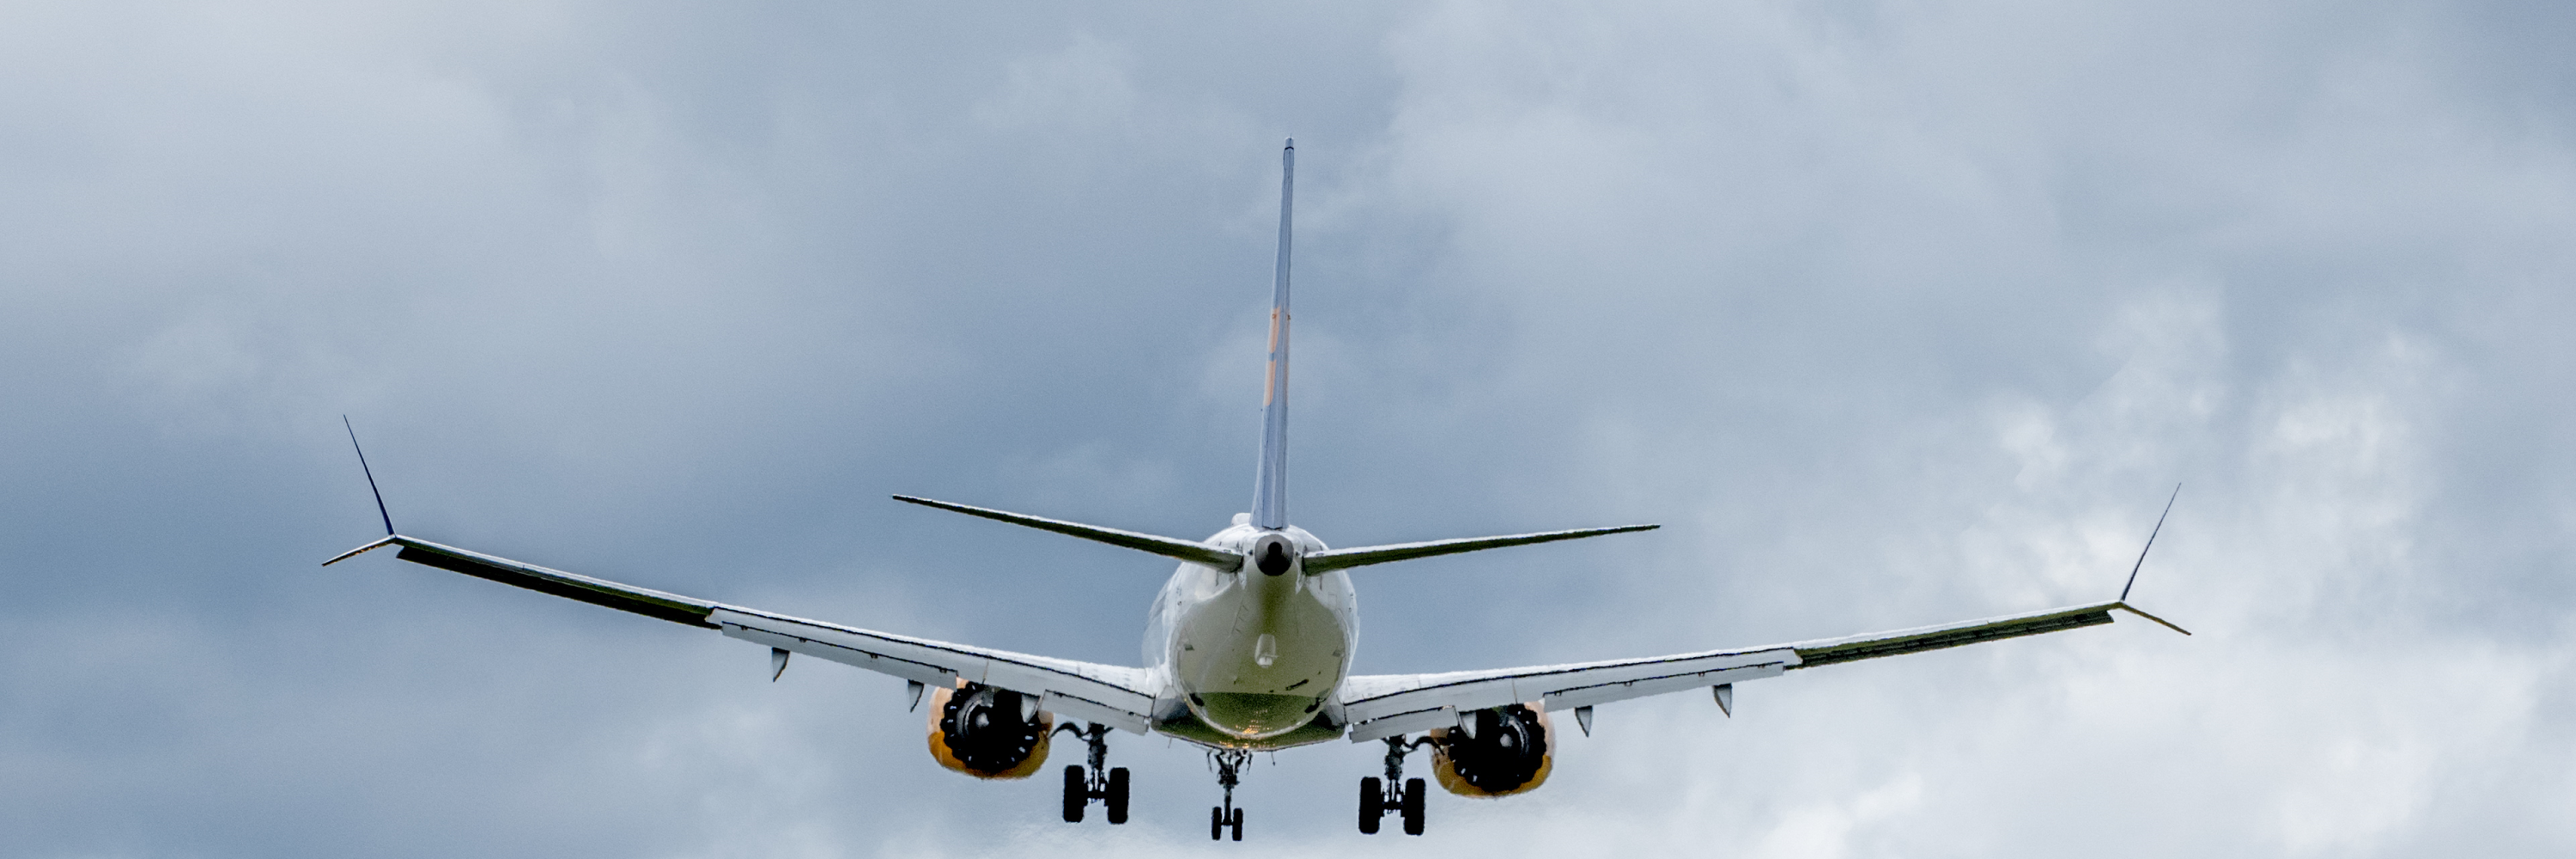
left=1359, top=735, right=1429, bottom=835
left=1055, top=723, right=1129, bottom=825
left=1208, top=748, right=1249, bottom=841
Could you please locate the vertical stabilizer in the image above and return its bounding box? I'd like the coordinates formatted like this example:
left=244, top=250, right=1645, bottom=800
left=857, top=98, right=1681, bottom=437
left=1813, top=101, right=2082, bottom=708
left=1251, top=140, right=1295, bottom=530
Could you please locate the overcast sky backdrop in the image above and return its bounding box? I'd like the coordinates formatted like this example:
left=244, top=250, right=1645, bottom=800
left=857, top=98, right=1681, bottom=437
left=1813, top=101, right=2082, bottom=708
left=3, top=2, right=2572, bottom=856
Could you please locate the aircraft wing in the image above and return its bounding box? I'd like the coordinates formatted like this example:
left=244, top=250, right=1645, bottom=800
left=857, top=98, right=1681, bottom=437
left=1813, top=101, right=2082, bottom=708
left=1336, top=600, right=2184, bottom=742
left=325, top=535, right=1162, bottom=734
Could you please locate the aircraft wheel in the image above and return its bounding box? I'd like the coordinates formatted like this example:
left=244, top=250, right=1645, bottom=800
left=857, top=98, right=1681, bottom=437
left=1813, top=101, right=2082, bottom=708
left=1400, top=777, right=1425, bottom=836
left=1358, top=777, right=1382, bottom=833
left=1061, top=765, right=1086, bottom=822
left=1210, top=806, right=1224, bottom=840
left=1105, top=767, right=1130, bottom=825
left=1230, top=807, right=1245, bottom=841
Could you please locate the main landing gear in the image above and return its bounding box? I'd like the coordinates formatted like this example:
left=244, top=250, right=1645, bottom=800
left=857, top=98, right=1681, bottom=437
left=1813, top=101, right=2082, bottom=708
left=1207, top=748, right=1249, bottom=841
left=1358, top=735, right=1429, bottom=836
left=1056, top=723, right=1129, bottom=825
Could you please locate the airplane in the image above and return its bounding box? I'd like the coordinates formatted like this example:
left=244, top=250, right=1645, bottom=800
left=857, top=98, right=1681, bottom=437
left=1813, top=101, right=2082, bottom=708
left=325, top=140, right=2189, bottom=841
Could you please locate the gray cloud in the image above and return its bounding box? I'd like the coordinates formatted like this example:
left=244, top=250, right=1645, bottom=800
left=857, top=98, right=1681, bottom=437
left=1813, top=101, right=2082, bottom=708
left=2, top=1, right=2570, bottom=856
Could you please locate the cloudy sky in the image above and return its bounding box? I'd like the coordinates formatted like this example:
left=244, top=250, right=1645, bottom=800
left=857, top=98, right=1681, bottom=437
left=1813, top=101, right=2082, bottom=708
left=3, top=1, right=2572, bottom=856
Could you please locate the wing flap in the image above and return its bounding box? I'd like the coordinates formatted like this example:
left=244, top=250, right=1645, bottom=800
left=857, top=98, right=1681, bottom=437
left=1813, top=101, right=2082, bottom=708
left=326, top=534, right=1161, bottom=734
left=1340, top=599, right=2174, bottom=742
left=1540, top=660, right=1787, bottom=712
left=711, top=607, right=1158, bottom=734
left=1340, top=647, right=1798, bottom=741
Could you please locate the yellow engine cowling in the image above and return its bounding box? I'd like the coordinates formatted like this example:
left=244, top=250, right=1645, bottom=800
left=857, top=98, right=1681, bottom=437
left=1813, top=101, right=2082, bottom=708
left=1429, top=704, right=1554, bottom=798
left=924, top=683, right=1054, bottom=779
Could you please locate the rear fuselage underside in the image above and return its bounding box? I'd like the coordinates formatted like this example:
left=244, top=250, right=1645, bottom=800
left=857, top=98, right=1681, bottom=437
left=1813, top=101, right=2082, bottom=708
left=1145, top=523, right=1357, bottom=749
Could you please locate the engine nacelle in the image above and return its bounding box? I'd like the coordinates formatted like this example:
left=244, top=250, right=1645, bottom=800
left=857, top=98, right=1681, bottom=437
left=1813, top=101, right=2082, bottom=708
left=925, top=683, right=1054, bottom=779
left=1430, top=704, right=1553, bottom=797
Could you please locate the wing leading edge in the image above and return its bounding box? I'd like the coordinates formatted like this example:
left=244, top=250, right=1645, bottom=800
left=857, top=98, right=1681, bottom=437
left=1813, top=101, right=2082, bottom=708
left=325, top=535, right=1160, bottom=734
left=1338, top=600, right=2184, bottom=742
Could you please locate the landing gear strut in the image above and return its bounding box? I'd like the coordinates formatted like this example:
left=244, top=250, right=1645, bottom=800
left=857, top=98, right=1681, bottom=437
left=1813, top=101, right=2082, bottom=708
left=1055, top=723, right=1128, bottom=825
left=1207, top=748, right=1249, bottom=841
left=1359, top=735, right=1429, bottom=835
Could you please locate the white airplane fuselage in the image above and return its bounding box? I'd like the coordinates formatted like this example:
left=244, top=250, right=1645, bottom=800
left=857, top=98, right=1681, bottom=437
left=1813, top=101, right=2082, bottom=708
left=1145, top=521, right=1358, bottom=747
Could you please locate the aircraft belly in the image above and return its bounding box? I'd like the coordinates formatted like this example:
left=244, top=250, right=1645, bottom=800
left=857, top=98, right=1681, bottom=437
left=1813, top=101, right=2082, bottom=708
left=1170, top=578, right=1349, bottom=740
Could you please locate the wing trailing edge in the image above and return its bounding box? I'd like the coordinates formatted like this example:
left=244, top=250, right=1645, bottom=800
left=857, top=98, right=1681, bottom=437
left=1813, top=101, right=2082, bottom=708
left=324, top=534, right=720, bottom=627
left=1337, top=599, right=2187, bottom=742
left=1781, top=600, right=2196, bottom=669
left=321, top=533, right=1163, bottom=733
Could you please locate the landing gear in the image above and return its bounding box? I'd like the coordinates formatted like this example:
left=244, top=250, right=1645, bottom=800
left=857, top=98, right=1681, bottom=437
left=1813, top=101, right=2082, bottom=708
left=1401, top=777, right=1425, bottom=836
left=1358, top=777, right=1382, bottom=833
left=1054, top=723, right=1128, bottom=825
left=1208, top=748, right=1249, bottom=841
left=1359, top=736, right=1431, bottom=836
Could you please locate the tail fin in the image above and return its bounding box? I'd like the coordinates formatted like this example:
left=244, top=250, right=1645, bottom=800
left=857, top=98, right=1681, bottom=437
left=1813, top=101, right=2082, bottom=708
left=1251, top=140, right=1295, bottom=530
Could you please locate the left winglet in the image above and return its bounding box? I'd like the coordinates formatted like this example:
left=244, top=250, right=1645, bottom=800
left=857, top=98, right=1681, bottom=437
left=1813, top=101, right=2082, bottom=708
left=342, top=416, right=395, bottom=535
left=322, top=535, right=399, bottom=567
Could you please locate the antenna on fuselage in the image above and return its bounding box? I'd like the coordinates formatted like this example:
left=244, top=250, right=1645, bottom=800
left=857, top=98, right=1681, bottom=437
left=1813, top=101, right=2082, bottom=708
left=1250, top=139, right=1294, bottom=531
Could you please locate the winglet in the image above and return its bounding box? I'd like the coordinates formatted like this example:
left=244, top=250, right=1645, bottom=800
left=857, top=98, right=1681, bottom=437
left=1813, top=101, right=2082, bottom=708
left=2112, top=602, right=2191, bottom=636
left=2111, top=484, right=2190, bottom=636
left=343, top=416, right=395, bottom=536
left=322, top=534, right=400, bottom=567
left=2120, top=484, right=2181, bottom=601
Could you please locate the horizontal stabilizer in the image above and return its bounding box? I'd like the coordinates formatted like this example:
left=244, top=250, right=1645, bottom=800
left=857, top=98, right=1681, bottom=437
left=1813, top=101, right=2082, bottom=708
left=893, top=496, right=1247, bottom=570
left=1301, top=524, right=1657, bottom=575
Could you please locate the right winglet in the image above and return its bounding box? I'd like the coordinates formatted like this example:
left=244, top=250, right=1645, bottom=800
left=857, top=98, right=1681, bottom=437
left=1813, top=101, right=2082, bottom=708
left=2122, top=484, right=2181, bottom=601
left=2111, top=601, right=2191, bottom=636
left=2111, top=484, right=2190, bottom=636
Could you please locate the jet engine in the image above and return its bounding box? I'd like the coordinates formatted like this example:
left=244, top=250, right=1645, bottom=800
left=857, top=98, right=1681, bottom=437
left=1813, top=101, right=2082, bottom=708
left=926, top=683, right=1054, bottom=779
left=1429, top=704, right=1553, bottom=797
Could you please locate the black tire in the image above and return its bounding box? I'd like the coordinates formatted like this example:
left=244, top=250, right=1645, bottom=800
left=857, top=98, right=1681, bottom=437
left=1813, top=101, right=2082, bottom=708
left=1400, top=777, right=1426, bottom=836
left=1230, top=807, right=1244, bottom=841
left=1358, top=777, right=1382, bottom=834
left=1210, top=806, right=1224, bottom=840
left=1105, top=767, right=1130, bottom=825
left=1061, top=765, right=1086, bottom=823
